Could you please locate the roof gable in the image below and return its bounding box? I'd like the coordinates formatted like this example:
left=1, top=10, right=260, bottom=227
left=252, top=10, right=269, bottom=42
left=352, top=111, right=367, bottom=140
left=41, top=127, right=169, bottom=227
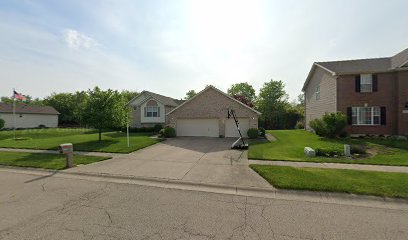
left=167, top=85, right=261, bottom=115
left=126, top=91, right=183, bottom=107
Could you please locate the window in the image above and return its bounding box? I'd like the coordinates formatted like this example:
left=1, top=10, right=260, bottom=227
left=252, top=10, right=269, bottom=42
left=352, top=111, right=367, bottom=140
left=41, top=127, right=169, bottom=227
left=315, top=85, right=320, bottom=100
left=146, top=106, right=159, bottom=117
left=352, top=106, right=380, bottom=125
left=360, top=74, right=373, bottom=92
left=144, top=100, right=160, bottom=118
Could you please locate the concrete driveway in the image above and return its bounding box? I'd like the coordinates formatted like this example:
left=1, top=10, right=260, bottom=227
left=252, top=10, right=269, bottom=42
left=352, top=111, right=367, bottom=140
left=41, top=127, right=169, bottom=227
left=67, top=137, right=271, bottom=188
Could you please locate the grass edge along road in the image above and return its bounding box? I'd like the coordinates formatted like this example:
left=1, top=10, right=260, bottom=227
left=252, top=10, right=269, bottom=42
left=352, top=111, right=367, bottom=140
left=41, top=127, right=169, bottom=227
left=250, top=164, right=408, bottom=198
left=0, top=151, right=110, bottom=170
left=248, top=130, right=408, bottom=166
left=0, top=128, right=160, bottom=153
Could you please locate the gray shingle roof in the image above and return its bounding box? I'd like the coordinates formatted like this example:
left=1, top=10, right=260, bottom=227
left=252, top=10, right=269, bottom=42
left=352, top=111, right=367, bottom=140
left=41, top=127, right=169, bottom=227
left=143, top=91, right=183, bottom=107
left=315, top=48, right=408, bottom=75
left=391, top=48, right=408, bottom=68
left=0, top=103, right=60, bottom=115
left=316, top=57, right=391, bottom=75
left=302, top=48, right=408, bottom=91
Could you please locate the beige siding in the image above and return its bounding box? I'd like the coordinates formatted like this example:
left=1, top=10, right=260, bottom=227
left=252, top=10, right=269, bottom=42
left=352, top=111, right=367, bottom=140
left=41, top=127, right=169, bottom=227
left=130, top=101, right=175, bottom=128
left=168, top=87, right=258, bottom=137
left=305, top=66, right=337, bottom=129
left=0, top=113, right=58, bottom=129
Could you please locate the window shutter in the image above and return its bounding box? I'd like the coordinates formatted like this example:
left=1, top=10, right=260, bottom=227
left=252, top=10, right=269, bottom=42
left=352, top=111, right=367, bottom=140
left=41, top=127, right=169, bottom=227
left=144, top=107, right=147, bottom=117
left=355, top=75, right=361, bottom=92
left=158, top=107, right=160, bottom=117
left=347, top=107, right=352, bottom=125
left=372, top=74, right=378, bottom=92
left=380, top=107, right=386, bottom=125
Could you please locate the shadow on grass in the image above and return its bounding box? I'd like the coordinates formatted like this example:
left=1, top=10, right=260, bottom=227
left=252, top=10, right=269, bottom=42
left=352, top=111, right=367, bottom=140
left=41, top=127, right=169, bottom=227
left=72, top=139, right=119, bottom=152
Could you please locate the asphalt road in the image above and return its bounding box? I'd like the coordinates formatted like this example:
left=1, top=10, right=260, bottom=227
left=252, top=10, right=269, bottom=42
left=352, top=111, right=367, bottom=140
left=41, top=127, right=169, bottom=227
left=0, top=171, right=407, bottom=240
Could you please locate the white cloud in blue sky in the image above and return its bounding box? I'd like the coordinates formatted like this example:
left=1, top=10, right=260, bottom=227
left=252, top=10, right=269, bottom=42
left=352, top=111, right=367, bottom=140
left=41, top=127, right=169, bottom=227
left=1, top=0, right=407, bottom=100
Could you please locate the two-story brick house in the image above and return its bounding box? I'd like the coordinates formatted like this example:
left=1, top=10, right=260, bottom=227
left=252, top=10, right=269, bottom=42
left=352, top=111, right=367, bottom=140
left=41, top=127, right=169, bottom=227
left=303, top=48, right=408, bottom=136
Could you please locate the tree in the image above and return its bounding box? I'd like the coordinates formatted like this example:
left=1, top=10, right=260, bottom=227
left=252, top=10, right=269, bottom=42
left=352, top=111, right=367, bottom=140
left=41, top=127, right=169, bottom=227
left=121, top=90, right=139, bottom=103
left=82, top=87, right=128, bottom=141
left=0, top=118, right=4, bottom=129
left=255, top=80, right=289, bottom=129
left=232, top=95, right=254, bottom=107
left=185, top=90, right=197, bottom=100
left=227, top=82, right=256, bottom=102
left=43, top=93, right=78, bottom=125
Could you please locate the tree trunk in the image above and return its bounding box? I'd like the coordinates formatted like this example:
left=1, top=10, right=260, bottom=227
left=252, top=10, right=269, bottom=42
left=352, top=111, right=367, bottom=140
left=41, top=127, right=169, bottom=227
left=99, top=128, right=102, bottom=141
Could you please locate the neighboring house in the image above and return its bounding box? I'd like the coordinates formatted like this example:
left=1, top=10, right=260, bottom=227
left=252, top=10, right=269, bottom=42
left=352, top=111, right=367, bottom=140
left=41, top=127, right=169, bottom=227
left=0, top=103, right=59, bottom=129
left=303, top=48, right=408, bottom=136
left=126, top=91, right=185, bottom=128
left=167, top=85, right=260, bottom=137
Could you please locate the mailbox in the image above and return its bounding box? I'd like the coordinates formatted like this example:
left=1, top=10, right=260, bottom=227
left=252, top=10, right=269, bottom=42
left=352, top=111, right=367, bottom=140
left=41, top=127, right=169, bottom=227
left=59, top=143, right=73, bottom=168
left=59, top=143, right=73, bottom=154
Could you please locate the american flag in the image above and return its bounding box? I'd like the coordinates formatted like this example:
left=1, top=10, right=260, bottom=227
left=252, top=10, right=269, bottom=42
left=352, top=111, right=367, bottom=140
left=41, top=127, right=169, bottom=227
left=13, top=90, right=27, bottom=101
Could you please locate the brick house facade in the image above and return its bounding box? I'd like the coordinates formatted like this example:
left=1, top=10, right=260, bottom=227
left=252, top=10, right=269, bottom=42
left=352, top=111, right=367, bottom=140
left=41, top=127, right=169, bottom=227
left=303, top=48, right=408, bottom=136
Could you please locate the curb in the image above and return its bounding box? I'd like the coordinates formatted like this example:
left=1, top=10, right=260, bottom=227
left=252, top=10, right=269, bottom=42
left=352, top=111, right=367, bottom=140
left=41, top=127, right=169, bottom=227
left=1, top=165, right=407, bottom=209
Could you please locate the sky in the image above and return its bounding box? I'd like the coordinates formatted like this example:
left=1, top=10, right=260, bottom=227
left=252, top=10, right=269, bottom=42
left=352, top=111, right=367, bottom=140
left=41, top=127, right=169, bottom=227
left=1, top=0, right=407, bottom=101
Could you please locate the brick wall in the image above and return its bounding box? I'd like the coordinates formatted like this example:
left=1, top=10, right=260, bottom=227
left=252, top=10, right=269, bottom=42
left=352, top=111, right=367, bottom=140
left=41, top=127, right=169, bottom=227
left=337, top=72, right=398, bottom=135
left=167, top=87, right=258, bottom=136
left=397, top=71, right=408, bottom=135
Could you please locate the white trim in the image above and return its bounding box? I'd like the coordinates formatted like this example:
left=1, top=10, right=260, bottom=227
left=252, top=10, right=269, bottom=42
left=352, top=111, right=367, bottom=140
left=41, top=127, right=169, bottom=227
left=166, top=85, right=261, bottom=115
left=399, top=59, right=408, bottom=68
left=314, top=63, right=336, bottom=75
left=126, top=91, right=165, bottom=108
left=302, top=63, right=336, bottom=92
left=352, top=106, right=380, bottom=126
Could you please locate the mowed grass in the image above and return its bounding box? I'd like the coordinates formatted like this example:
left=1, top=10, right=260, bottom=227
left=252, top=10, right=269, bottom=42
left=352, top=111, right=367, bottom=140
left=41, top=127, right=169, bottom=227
left=250, top=165, right=408, bottom=198
left=248, top=130, right=408, bottom=166
left=0, top=151, right=109, bottom=170
left=0, top=128, right=160, bottom=153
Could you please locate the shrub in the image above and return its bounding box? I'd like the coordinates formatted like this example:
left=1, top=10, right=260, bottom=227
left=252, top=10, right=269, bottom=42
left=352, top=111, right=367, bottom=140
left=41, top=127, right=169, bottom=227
left=315, top=147, right=343, bottom=157
left=0, top=118, right=4, bottom=129
left=295, top=121, right=304, bottom=129
left=154, top=124, right=163, bottom=132
left=350, top=145, right=367, bottom=154
left=159, top=126, right=176, bottom=138
left=258, top=127, right=266, bottom=137
left=309, top=118, right=327, bottom=136
left=247, top=128, right=259, bottom=139
left=310, top=112, right=347, bottom=138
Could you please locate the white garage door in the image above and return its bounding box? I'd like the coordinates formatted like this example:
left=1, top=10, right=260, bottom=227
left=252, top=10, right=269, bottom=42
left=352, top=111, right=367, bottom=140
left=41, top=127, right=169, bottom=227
left=176, top=119, right=219, bottom=137
left=225, top=118, right=250, bottom=138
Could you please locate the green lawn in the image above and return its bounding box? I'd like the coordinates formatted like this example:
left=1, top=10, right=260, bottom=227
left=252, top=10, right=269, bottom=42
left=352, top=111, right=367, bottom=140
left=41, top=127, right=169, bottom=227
left=248, top=130, right=408, bottom=166
left=0, top=151, right=110, bottom=170
left=0, top=128, right=160, bottom=153
left=250, top=165, right=408, bottom=198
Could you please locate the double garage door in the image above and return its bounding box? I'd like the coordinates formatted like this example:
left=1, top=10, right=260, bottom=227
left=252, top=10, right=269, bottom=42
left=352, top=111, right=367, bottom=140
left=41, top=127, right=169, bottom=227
left=176, top=118, right=249, bottom=138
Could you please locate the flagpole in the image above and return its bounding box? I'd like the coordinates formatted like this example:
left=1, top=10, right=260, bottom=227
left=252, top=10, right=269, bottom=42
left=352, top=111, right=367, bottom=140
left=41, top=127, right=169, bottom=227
left=12, top=88, right=16, bottom=140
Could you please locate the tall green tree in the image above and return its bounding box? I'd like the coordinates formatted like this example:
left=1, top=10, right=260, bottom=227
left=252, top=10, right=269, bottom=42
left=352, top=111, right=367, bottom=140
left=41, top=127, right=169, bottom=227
left=185, top=90, right=197, bottom=100
left=227, top=82, right=256, bottom=102
left=82, top=87, right=128, bottom=141
left=256, top=80, right=289, bottom=129
left=121, top=90, right=139, bottom=103
left=43, top=93, right=78, bottom=124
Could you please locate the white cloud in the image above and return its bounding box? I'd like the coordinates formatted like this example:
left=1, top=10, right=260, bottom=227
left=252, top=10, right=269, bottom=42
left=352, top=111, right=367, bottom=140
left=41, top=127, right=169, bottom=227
left=62, top=29, right=100, bottom=50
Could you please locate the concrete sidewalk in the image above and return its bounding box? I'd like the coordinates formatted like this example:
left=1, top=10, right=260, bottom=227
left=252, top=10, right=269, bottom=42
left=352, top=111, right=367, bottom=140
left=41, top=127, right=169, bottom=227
left=249, top=159, right=408, bottom=173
